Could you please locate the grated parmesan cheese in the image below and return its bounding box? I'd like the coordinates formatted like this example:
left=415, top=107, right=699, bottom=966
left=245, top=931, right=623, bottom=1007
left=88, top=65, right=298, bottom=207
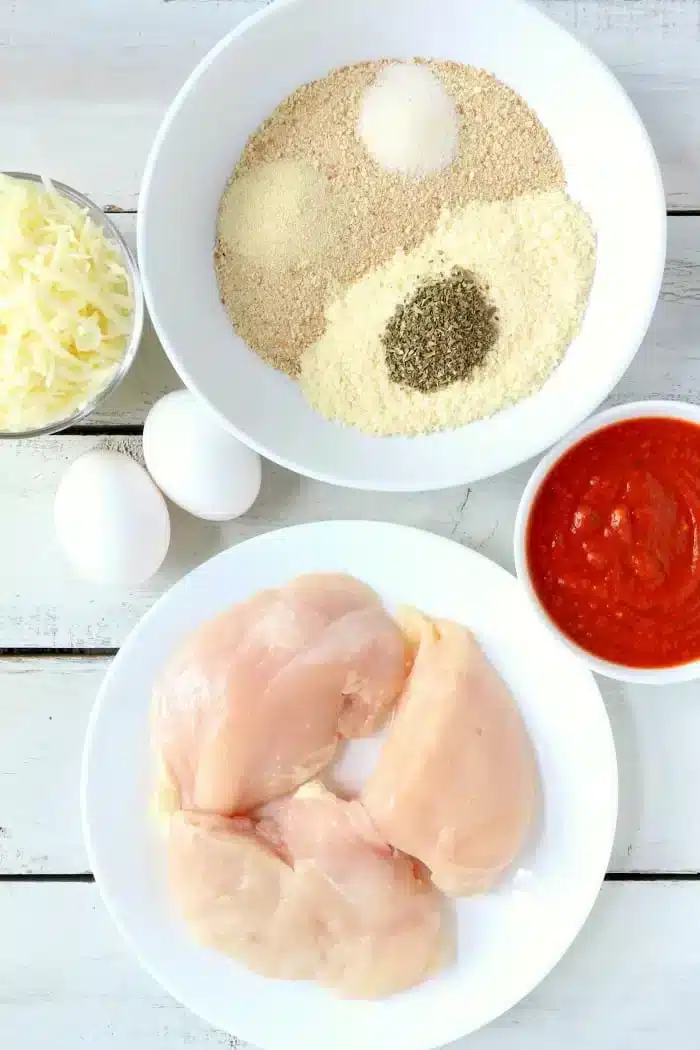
left=0, top=174, right=134, bottom=432
left=299, top=189, right=597, bottom=436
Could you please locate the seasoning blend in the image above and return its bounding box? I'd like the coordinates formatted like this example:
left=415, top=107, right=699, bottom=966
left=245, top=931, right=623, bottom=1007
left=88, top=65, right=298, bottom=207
left=213, top=59, right=567, bottom=382
left=299, top=191, right=596, bottom=437
left=213, top=57, right=596, bottom=436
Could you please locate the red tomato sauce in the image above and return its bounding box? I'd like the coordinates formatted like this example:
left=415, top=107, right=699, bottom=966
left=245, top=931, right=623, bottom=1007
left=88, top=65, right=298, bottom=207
left=527, top=417, right=700, bottom=668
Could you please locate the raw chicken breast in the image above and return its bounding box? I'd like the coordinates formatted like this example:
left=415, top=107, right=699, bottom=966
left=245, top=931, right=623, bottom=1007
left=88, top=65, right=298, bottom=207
left=363, top=610, right=538, bottom=896
left=152, top=574, right=409, bottom=816
left=168, top=809, right=323, bottom=981
left=168, top=782, right=445, bottom=998
left=259, top=782, right=446, bottom=997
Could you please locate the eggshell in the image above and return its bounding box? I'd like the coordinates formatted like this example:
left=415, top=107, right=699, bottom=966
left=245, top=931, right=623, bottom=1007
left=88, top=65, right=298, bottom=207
left=54, top=449, right=171, bottom=586
left=143, top=391, right=262, bottom=522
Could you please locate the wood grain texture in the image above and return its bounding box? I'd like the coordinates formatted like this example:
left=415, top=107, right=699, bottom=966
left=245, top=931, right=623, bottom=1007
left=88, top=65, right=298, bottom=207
left=0, top=0, right=267, bottom=210
left=0, top=0, right=698, bottom=208
left=3, top=658, right=700, bottom=877
left=1, top=2, right=698, bottom=1045
left=542, top=0, right=700, bottom=209
left=0, top=883, right=244, bottom=1049
left=89, top=214, right=700, bottom=427
left=0, top=215, right=697, bottom=647
left=0, top=659, right=96, bottom=875
left=0, top=431, right=515, bottom=647
left=1, top=880, right=700, bottom=1048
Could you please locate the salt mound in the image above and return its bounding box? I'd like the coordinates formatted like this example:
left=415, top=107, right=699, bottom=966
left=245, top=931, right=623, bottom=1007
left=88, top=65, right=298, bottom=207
left=357, top=63, right=459, bottom=179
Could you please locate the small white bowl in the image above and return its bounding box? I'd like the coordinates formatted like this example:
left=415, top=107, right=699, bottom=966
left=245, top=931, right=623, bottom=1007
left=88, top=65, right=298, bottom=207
left=138, top=0, right=666, bottom=492
left=514, top=400, right=700, bottom=686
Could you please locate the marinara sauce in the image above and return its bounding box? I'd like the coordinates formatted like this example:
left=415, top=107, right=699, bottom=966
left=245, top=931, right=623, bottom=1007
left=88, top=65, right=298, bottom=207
left=527, top=417, right=700, bottom=668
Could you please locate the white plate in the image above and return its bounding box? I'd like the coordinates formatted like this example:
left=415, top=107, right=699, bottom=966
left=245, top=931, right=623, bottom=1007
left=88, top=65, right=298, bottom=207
left=138, top=0, right=666, bottom=492
left=82, top=521, right=618, bottom=1050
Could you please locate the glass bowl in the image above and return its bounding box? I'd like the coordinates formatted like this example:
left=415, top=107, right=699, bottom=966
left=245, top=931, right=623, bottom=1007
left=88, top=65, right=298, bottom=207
left=0, top=172, right=145, bottom=439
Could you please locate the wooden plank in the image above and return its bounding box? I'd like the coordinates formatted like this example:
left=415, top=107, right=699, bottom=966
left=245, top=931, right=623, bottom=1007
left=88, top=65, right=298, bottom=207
left=0, top=882, right=244, bottom=1048
left=0, top=215, right=698, bottom=645
left=0, top=0, right=697, bottom=209
left=608, top=217, right=700, bottom=406
left=0, top=659, right=95, bottom=875
left=541, top=0, right=700, bottom=210
left=0, top=0, right=266, bottom=211
left=604, top=676, right=700, bottom=874
left=2, top=658, right=700, bottom=877
left=1, top=880, right=700, bottom=1048
left=0, top=433, right=513, bottom=647
left=90, top=210, right=700, bottom=421
left=92, top=214, right=700, bottom=426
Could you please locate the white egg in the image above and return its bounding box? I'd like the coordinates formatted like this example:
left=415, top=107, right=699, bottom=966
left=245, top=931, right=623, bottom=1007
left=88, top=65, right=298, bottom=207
left=54, top=449, right=171, bottom=586
left=143, top=391, right=262, bottom=522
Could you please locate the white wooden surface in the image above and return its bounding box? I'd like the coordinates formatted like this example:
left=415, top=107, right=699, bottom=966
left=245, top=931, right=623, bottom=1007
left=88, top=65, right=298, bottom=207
left=2, top=0, right=699, bottom=210
left=2, top=1, right=700, bottom=1047
left=43, top=214, right=700, bottom=428
left=2, top=658, right=700, bottom=877
left=2, top=881, right=700, bottom=1049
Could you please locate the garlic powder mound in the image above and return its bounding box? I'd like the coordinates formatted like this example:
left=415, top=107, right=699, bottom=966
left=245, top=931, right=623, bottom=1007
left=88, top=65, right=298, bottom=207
left=217, top=159, right=331, bottom=267
left=299, top=189, right=597, bottom=437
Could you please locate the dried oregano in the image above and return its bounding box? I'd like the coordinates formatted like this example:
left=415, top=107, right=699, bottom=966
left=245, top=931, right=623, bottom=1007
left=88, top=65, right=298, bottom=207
left=382, top=267, right=499, bottom=393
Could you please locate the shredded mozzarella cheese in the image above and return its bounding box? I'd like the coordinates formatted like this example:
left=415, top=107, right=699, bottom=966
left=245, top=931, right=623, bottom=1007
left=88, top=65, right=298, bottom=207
left=0, top=174, right=134, bottom=432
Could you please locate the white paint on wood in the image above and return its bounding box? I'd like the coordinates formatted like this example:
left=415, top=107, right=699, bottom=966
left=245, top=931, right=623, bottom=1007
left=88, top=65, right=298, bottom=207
left=0, top=659, right=96, bottom=875
left=0, top=0, right=697, bottom=207
left=1, top=880, right=699, bottom=1048
left=2, top=659, right=700, bottom=876
left=602, top=676, right=700, bottom=874
left=1, top=218, right=698, bottom=646
left=0, top=882, right=246, bottom=1047
left=0, top=431, right=517, bottom=647
left=2, top=1, right=699, bottom=1041
left=0, top=0, right=265, bottom=209
left=609, top=217, right=700, bottom=404
left=90, top=215, right=700, bottom=425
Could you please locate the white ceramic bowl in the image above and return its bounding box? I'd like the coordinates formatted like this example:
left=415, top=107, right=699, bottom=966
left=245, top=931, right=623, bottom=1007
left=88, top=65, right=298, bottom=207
left=138, top=0, right=666, bottom=492
left=514, top=400, right=700, bottom=686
